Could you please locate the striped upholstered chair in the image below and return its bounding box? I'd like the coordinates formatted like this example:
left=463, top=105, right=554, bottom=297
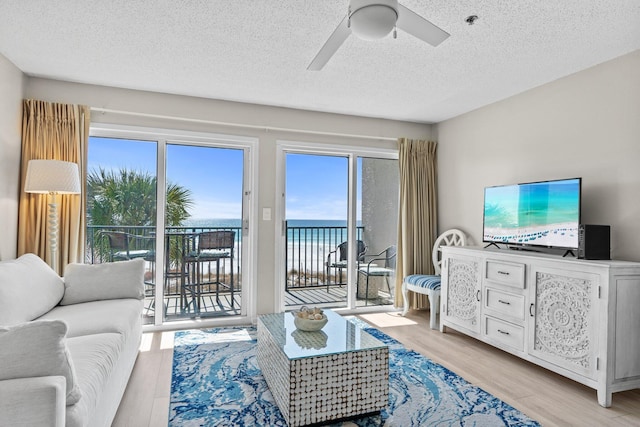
left=401, top=229, right=466, bottom=329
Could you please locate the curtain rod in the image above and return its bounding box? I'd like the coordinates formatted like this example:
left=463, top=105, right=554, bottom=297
left=90, top=107, right=398, bottom=142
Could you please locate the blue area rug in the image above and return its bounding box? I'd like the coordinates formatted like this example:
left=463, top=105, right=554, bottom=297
left=169, top=319, right=540, bottom=426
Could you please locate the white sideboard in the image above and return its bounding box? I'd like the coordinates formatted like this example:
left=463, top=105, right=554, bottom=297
left=439, top=246, right=640, bottom=407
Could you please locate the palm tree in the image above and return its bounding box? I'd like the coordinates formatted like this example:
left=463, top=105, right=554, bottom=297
left=87, top=168, right=193, bottom=262
left=87, top=168, right=193, bottom=227
left=166, top=182, right=193, bottom=227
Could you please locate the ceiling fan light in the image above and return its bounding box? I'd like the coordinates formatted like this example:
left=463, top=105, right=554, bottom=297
left=349, top=1, right=399, bottom=41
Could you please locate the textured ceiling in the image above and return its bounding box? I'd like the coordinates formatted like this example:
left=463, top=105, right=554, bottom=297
left=0, top=0, right=639, bottom=124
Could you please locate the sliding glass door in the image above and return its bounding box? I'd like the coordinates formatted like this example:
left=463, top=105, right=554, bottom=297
left=164, top=143, right=245, bottom=321
left=279, top=143, right=398, bottom=312
left=86, top=137, right=158, bottom=324
left=284, top=153, right=349, bottom=309
left=87, top=127, right=254, bottom=326
left=356, top=156, right=399, bottom=307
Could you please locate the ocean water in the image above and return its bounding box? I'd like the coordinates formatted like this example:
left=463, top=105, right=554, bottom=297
left=184, top=219, right=357, bottom=228
left=182, top=218, right=361, bottom=244
left=484, top=181, right=580, bottom=229
left=183, top=218, right=244, bottom=228
left=182, top=219, right=364, bottom=272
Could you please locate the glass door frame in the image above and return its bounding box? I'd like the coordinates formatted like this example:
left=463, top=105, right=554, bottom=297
left=90, top=123, right=259, bottom=329
left=275, top=139, right=398, bottom=314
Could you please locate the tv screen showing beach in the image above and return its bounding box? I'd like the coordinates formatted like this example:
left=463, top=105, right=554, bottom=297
left=483, top=178, right=581, bottom=249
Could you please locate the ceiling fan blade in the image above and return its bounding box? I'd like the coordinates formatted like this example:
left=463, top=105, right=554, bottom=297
left=396, top=4, right=449, bottom=47
left=307, top=15, right=351, bottom=71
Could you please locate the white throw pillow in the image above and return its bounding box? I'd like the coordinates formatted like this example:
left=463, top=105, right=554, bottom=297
left=0, top=320, right=81, bottom=405
left=60, top=259, right=145, bottom=305
left=0, top=253, right=65, bottom=325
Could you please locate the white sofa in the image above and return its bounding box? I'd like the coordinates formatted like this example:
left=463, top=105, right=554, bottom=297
left=0, top=254, right=144, bottom=427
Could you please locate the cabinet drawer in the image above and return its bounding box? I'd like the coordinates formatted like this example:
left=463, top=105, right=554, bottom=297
left=484, top=316, right=524, bottom=352
left=485, top=287, right=525, bottom=320
left=485, top=260, right=525, bottom=288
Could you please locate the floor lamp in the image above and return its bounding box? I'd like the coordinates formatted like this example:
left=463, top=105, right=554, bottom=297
left=24, top=159, right=81, bottom=271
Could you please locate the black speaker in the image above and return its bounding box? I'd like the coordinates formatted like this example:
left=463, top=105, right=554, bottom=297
left=578, top=225, right=611, bottom=260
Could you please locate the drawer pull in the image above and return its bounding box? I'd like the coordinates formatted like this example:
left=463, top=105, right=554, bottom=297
left=497, top=329, right=510, bottom=335
left=498, top=299, right=511, bottom=305
left=497, top=270, right=510, bottom=276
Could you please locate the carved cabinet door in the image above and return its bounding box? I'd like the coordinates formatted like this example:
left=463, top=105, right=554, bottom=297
left=527, top=266, right=599, bottom=380
left=441, top=254, right=482, bottom=335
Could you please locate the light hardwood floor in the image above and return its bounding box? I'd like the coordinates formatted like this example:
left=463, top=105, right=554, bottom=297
left=112, top=310, right=640, bottom=426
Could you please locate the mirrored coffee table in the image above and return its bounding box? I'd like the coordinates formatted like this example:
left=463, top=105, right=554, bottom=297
left=257, top=310, right=389, bottom=427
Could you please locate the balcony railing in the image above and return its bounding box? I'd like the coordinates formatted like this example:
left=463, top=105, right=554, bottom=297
left=285, top=221, right=364, bottom=290
left=86, top=223, right=363, bottom=293
left=86, top=225, right=243, bottom=297
left=86, top=224, right=243, bottom=255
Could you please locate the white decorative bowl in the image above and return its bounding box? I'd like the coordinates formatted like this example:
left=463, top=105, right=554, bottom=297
left=293, top=315, right=328, bottom=332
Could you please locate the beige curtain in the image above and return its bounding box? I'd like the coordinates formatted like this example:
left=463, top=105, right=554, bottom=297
left=395, top=138, right=438, bottom=309
left=17, top=100, right=90, bottom=274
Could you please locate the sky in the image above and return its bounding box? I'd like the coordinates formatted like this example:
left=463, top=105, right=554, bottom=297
left=88, top=137, right=361, bottom=220
left=285, top=153, right=352, bottom=220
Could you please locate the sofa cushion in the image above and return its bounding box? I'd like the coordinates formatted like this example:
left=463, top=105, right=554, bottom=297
left=0, top=320, right=81, bottom=405
left=39, top=299, right=143, bottom=338
left=0, top=376, right=67, bottom=427
left=64, top=333, right=125, bottom=427
left=0, top=253, right=64, bottom=325
left=61, top=259, right=145, bottom=305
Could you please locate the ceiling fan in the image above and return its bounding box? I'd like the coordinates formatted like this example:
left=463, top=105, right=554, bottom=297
left=308, top=0, right=450, bottom=71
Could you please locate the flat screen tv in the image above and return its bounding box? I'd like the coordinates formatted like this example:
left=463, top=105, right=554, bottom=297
left=483, top=178, right=581, bottom=250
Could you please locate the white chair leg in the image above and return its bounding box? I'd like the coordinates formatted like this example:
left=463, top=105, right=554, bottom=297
left=401, top=281, right=409, bottom=316
left=428, top=290, right=440, bottom=330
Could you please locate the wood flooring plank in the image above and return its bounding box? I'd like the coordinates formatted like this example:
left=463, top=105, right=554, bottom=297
left=156, top=348, right=174, bottom=400
left=112, top=351, right=161, bottom=427
left=149, top=397, right=170, bottom=427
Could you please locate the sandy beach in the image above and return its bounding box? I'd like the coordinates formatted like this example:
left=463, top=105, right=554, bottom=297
left=484, top=222, right=579, bottom=248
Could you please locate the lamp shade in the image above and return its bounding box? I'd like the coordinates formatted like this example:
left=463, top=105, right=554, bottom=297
left=25, top=159, right=81, bottom=194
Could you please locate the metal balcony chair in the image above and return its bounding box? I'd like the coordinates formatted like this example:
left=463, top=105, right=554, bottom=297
left=401, top=228, right=467, bottom=329
left=102, top=230, right=156, bottom=312
left=325, top=240, right=366, bottom=291
left=102, top=230, right=155, bottom=263
left=182, top=230, right=235, bottom=314
left=357, top=245, right=396, bottom=305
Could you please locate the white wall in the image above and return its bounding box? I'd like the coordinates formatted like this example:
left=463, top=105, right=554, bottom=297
left=24, top=78, right=431, bottom=314
left=436, top=50, right=640, bottom=261
left=0, top=54, right=25, bottom=261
